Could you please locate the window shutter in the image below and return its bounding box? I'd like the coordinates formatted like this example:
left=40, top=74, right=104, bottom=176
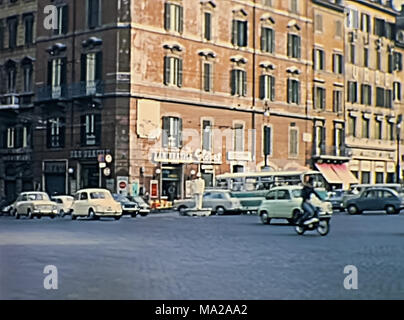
left=62, top=6, right=68, bottom=34
left=270, top=29, right=275, bottom=53
left=95, top=51, right=103, bottom=81
left=81, top=54, right=87, bottom=82
left=177, top=58, right=183, bottom=87
left=179, top=5, right=183, bottom=33
left=95, top=114, right=101, bottom=145
left=321, top=127, right=326, bottom=154
left=164, top=56, right=170, bottom=85
left=162, top=117, right=169, bottom=147
left=287, top=34, right=291, bottom=57
left=231, top=20, right=237, bottom=45
left=259, top=75, right=265, bottom=100
left=164, top=3, right=170, bottom=30
left=242, top=71, right=247, bottom=96
left=287, top=79, right=291, bottom=103
left=243, top=21, right=248, bottom=47
left=230, top=70, right=236, bottom=95
left=47, top=60, right=52, bottom=86
left=61, top=58, right=67, bottom=96
left=46, top=120, right=52, bottom=148
left=313, top=86, right=317, bottom=109
left=264, top=126, right=271, bottom=156
left=80, top=115, right=86, bottom=146
left=270, top=76, right=275, bottom=101
left=261, top=27, right=266, bottom=51
left=297, top=36, right=301, bottom=58
left=297, top=81, right=301, bottom=104
left=205, top=12, right=211, bottom=40
left=313, top=49, right=316, bottom=70
left=322, top=89, right=326, bottom=110
left=178, top=118, right=183, bottom=148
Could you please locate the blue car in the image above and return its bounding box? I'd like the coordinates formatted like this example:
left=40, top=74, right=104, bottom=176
left=112, top=194, right=139, bottom=217
left=345, top=188, right=404, bottom=215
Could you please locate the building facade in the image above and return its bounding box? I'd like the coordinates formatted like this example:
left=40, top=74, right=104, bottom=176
left=344, top=0, right=404, bottom=184
left=0, top=0, right=37, bottom=202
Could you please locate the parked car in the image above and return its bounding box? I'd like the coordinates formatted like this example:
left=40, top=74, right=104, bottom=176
left=112, top=194, right=139, bottom=217
left=71, top=189, right=123, bottom=220
left=173, top=189, right=242, bottom=215
left=345, top=187, right=404, bottom=215
left=0, top=199, right=14, bottom=215
left=327, top=189, right=346, bottom=211
left=129, top=196, right=151, bottom=216
left=258, top=186, right=333, bottom=225
left=51, top=195, right=74, bottom=217
left=12, top=192, right=58, bottom=219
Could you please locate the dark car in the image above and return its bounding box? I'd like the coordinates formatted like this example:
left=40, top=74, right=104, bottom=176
left=328, top=189, right=345, bottom=211
left=345, top=188, right=404, bottom=215
left=129, top=196, right=150, bottom=216
left=112, top=194, right=139, bottom=218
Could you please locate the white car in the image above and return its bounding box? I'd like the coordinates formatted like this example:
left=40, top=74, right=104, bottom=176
left=51, top=195, right=74, bottom=217
left=71, top=189, right=123, bottom=220
left=12, top=192, right=58, bottom=219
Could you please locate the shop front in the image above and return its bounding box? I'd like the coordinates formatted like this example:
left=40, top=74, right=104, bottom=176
left=43, top=161, right=67, bottom=196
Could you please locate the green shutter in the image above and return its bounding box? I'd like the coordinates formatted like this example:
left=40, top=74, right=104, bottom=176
left=178, top=5, right=183, bottom=33
left=230, top=70, right=236, bottom=95
left=164, top=3, right=170, bottom=30
left=242, top=71, right=247, bottom=96
left=81, top=54, right=87, bottom=82
left=177, top=58, right=183, bottom=87
left=163, top=56, right=170, bottom=85
left=259, top=75, right=265, bottom=100
left=270, top=76, right=275, bottom=101
left=162, top=117, right=169, bottom=147
left=96, top=51, right=103, bottom=81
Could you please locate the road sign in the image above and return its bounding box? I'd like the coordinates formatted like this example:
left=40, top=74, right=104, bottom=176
left=103, top=167, right=111, bottom=176
left=105, top=154, right=113, bottom=163
left=99, top=162, right=106, bottom=169
left=98, top=154, right=105, bottom=163
left=117, top=176, right=129, bottom=195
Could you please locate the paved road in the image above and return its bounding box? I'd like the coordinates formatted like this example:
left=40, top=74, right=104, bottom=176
left=1, top=211, right=404, bottom=300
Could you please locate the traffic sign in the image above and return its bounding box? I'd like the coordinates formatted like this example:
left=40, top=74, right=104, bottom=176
left=105, top=154, right=113, bottom=163
left=103, top=168, right=111, bottom=176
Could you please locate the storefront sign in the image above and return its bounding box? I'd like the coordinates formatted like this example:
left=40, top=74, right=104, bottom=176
left=2, top=155, right=31, bottom=162
left=152, top=149, right=222, bottom=164
left=44, top=162, right=67, bottom=174
left=227, top=151, right=252, bottom=162
left=70, top=149, right=111, bottom=160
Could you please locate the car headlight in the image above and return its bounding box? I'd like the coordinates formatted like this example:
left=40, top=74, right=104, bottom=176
left=52, top=205, right=57, bottom=210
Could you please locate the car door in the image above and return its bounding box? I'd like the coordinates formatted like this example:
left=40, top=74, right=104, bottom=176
left=358, top=190, right=376, bottom=211
left=382, top=190, right=399, bottom=209
left=15, top=195, right=26, bottom=214
left=263, top=190, right=276, bottom=216
left=276, top=189, right=292, bottom=217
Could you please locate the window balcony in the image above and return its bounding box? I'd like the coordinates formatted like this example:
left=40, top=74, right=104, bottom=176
left=312, top=145, right=352, bottom=160
left=36, top=85, right=68, bottom=102
left=70, top=81, right=104, bottom=98
left=0, top=94, right=21, bottom=110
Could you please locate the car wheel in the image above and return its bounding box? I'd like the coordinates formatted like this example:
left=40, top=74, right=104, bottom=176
left=27, top=209, right=34, bottom=219
left=71, top=214, right=77, bottom=220
left=347, top=205, right=360, bottom=215
left=216, top=206, right=225, bottom=216
left=88, top=209, right=98, bottom=220
left=114, top=215, right=121, bottom=221
left=386, top=205, right=398, bottom=215
left=15, top=211, right=20, bottom=220
left=60, top=210, right=65, bottom=217
left=131, top=213, right=137, bottom=218
left=140, top=212, right=149, bottom=217
left=178, top=206, right=187, bottom=216
left=37, top=215, right=42, bottom=219
left=260, top=211, right=271, bottom=225
left=50, top=215, right=55, bottom=219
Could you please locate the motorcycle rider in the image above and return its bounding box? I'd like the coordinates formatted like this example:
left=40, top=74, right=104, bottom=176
left=300, top=176, right=321, bottom=225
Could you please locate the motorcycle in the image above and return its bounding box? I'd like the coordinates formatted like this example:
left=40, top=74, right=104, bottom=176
left=294, top=207, right=331, bottom=236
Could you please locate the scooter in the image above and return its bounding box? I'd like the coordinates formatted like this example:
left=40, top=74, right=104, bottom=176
left=294, top=207, right=331, bottom=236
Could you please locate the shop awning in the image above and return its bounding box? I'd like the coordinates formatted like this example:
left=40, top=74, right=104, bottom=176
left=331, top=163, right=359, bottom=186
left=315, top=163, right=343, bottom=184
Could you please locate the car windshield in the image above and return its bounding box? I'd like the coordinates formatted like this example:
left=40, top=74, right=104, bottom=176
left=90, top=192, right=109, bottom=200
left=291, top=190, right=302, bottom=198
left=113, top=194, right=131, bottom=203
left=27, top=193, right=49, bottom=201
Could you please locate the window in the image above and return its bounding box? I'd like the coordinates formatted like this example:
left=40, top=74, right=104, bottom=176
left=232, top=20, right=248, bottom=47
left=162, top=116, right=182, bottom=148
left=375, top=119, right=382, bottom=140
left=315, top=14, right=323, bottom=32
left=54, top=6, right=68, bottom=35
left=81, top=52, right=103, bottom=94
left=7, top=17, right=18, bottom=49
left=334, top=126, right=344, bottom=155
left=204, top=12, right=211, bottom=41
left=376, top=50, right=382, bottom=71
left=363, top=48, right=369, bottom=68
left=333, top=53, right=343, bottom=74
left=233, top=123, right=244, bottom=152
left=349, top=115, right=357, bottom=138
left=335, top=20, right=343, bottom=38
left=349, top=44, right=356, bottom=64
left=80, top=193, right=88, bottom=201
left=314, top=48, right=325, bottom=71
left=394, top=52, right=403, bottom=71
left=362, top=117, right=370, bottom=139
left=333, top=90, right=343, bottom=113
left=266, top=190, right=276, bottom=200
left=164, top=56, right=183, bottom=87
left=23, top=64, right=33, bottom=92
left=347, top=81, right=358, bottom=103
left=277, top=190, right=291, bottom=200
left=287, top=79, right=300, bottom=104
left=87, top=0, right=101, bottom=29
left=388, top=121, right=395, bottom=141
left=263, top=125, right=272, bottom=156
left=263, top=0, right=272, bottom=6
left=48, top=58, right=67, bottom=98
left=347, top=8, right=359, bottom=29
left=165, top=2, right=183, bottom=33
left=261, top=27, right=274, bottom=53
left=203, top=63, right=212, bottom=92
left=259, top=75, right=275, bottom=101
left=361, top=171, right=370, bottom=184
left=290, top=0, right=298, bottom=14
left=7, top=127, right=15, bottom=149
left=374, top=18, right=385, bottom=37
left=376, top=87, right=392, bottom=108
left=202, top=119, right=212, bottom=151
left=23, top=14, right=34, bottom=45
left=47, top=118, right=65, bottom=148
left=361, top=13, right=370, bottom=33
left=314, top=125, right=326, bottom=155
left=6, top=65, right=16, bottom=93
left=287, top=34, right=301, bottom=58
left=230, top=69, right=247, bottom=96
left=394, top=82, right=401, bottom=101
left=361, top=84, right=372, bottom=106
left=81, top=114, right=101, bottom=146
left=313, top=87, right=326, bottom=110
left=289, top=127, right=298, bottom=156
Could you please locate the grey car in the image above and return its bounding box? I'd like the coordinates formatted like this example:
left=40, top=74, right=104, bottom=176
left=173, top=190, right=242, bottom=215
left=328, top=189, right=345, bottom=211
left=345, top=188, right=404, bottom=215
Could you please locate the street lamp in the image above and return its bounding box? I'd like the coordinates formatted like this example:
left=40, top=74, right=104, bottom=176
left=396, top=115, right=403, bottom=184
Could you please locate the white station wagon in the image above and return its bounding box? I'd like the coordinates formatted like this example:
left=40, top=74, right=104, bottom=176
left=258, top=186, right=333, bottom=225
left=71, top=189, right=123, bottom=220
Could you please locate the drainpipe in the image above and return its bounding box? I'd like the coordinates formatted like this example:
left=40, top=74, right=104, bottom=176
left=251, top=0, right=257, bottom=168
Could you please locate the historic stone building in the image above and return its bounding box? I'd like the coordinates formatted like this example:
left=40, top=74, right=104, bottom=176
left=0, top=0, right=37, bottom=202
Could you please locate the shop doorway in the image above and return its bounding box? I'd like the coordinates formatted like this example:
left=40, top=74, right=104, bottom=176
left=45, top=175, right=66, bottom=196
left=161, top=165, right=182, bottom=201
left=81, top=164, right=100, bottom=189
left=5, top=180, right=16, bottom=202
